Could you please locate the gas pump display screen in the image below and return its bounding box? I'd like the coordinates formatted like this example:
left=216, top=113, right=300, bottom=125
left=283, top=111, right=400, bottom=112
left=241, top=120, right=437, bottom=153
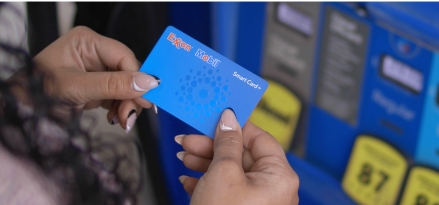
left=276, top=3, right=313, bottom=37
left=381, top=55, right=423, bottom=94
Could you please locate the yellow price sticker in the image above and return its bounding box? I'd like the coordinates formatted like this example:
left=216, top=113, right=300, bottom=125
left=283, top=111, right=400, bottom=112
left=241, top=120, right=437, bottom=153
left=342, top=135, right=408, bottom=205
left=400, top=166, right=439, bottom=205
left=249, top=79, right=302, bottom=151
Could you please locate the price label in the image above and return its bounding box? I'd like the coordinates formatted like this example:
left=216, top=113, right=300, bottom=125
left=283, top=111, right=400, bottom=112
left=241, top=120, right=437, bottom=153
left=342, top=135, right=408, bottom=205
left=249, top=79, right=301, bottom=151
left=400, top=166, right=439, bottom=205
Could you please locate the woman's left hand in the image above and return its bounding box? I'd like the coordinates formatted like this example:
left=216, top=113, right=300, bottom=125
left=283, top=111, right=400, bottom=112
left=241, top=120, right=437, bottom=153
left=176, top=110, right=299, bottom=205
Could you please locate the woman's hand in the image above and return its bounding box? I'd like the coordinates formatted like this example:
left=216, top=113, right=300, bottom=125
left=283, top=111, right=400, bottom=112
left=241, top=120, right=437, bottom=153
left=176, top=109, right=299, bottom=205
left=32, top=26, right=158, bottom=132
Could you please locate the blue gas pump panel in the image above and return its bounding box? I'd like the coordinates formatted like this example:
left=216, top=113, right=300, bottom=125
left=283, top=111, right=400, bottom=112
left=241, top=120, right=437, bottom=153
left=358, top=28, right=431, bottom=157
left=305, top=2, right=434, bottom=180
left=305, top=3, right=372, bottom=179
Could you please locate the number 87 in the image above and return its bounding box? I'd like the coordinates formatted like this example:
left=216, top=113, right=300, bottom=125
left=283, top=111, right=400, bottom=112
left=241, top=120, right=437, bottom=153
left=358, top=163, right=389, bottom=192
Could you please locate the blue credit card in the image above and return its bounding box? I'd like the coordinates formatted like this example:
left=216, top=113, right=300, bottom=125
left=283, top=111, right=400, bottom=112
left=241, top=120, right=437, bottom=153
left=139, top=26, right=268, bottom=138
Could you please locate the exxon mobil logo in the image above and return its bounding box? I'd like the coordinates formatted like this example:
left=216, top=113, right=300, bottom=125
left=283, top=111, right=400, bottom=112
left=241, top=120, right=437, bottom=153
left=391, top=35, right=420, bottom=58
left=195, top=49, right=221, bottom=67
left=167, top=32, right=192, bottom=51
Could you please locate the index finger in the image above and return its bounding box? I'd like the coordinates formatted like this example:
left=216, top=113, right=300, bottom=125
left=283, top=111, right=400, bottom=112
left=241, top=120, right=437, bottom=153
left=72, top=26, right=140, bottom=72
left=95, top=35, right=140, bottom=72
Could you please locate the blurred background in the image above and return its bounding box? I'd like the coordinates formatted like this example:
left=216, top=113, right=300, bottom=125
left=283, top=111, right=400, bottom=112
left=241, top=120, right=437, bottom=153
left=8, top=2, right=439, bottom=205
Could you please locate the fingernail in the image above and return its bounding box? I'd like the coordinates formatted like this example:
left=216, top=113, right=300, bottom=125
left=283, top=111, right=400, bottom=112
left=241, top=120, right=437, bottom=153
left=179, top=175, right=188, bottom=184
left=126, top=109, right=137, bottom=133
left=154, top=104, right=158, bottom=114
left=176, top=151, right=186, bottom=161
left=133, top=74, right=159, bottom=92
left=174, top=134, right=185, bottom=145
left=220, top=109, right=238, bottom=131
left=110, top=114, right=119, bottom=125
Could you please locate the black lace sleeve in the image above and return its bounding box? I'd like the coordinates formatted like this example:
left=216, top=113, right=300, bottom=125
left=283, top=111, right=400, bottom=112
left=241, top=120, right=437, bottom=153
left=0, top=41, right=142, bottom=205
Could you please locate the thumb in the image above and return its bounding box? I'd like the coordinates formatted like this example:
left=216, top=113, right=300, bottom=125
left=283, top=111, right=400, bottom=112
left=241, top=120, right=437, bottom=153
left=210, top=109, right=244, bottom=172
left=71, top=71, right=159, bottom=101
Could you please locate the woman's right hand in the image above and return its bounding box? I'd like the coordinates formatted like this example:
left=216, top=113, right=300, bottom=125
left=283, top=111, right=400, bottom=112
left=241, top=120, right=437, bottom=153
left=176, top=109, right=299, bottom=205
left=31, top=26, right=158, bottom=132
